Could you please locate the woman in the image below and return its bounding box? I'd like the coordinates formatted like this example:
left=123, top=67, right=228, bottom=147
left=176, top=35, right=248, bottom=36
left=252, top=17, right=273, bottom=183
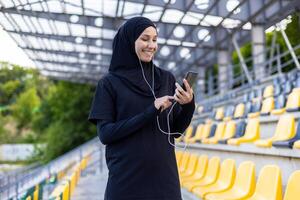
left=88, top=16, right=195, bottom=200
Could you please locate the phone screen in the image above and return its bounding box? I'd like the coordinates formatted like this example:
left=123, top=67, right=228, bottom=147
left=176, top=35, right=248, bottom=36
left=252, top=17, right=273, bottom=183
left=182, top=71, right=198, bottom=91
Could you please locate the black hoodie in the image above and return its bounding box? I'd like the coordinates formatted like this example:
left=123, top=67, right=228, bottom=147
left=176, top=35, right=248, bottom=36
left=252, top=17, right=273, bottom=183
left=88, top=16, right=195, bottom=200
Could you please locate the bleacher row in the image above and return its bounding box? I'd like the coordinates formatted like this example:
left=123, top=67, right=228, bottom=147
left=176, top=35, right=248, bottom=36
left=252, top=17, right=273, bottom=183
left=180, top=72, right=300, bottom=148
left=20, top=156, right=89, bottom=200
left=176, top=151, right=298, bottom=200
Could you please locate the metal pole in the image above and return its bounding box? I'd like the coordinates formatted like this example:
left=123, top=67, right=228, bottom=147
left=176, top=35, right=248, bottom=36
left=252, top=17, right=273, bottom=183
left=276, top=44, right=282, bottom=74
left=268, top=31, right=277, bottom=74
left=231, top=35, right=253, bottom=83
left=277, top=24, right=300, bottom=69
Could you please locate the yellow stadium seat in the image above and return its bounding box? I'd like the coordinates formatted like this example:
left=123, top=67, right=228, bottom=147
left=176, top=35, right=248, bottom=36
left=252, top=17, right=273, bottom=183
left=246, top=165, right=282, bottom=200
left=286, top=90, right=300, bottom=112
left=178, top=152, right=190, bottom=174
left=221, top=121, right=236, bottom=141
left=183, top=156, right=220, bottom=192
left=255, top=114, right=295, bottom=148
left=192, top=159, right=236, bottom=198
left=180, top=155, right=208, bottom=186
left=293, top=140, right=300, bottom=149
left=234, top=103, right=245, bottom=119
left=183, top=126, right=194, bottom=143
left=215, top=107, right=225, bottom=121
left=263, top=85, right=274, bottom=98
left=205, top=161, right=256, bottom=200
left=283, top=171, right=300, bottom=200
left=227, top=118, right=260, bottom=145
left=260, top=97, right=275, bottom=115
left=186, top=124, right=203, bottom=144
left=180, top=154, right=198, bottom=178
left=202, top=122, right=226, bottom=144
left=199, top=123, right=214, bottom=142
left=175, top=151, right=184, bottom=165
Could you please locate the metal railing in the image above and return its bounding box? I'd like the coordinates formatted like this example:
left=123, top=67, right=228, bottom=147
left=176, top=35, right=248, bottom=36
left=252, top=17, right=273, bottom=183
left=0, top=137, right=103, bottom=200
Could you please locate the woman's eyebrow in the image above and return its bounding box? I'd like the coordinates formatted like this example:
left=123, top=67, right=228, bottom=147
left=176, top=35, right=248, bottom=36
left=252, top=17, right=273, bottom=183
left=141, top=34, right=157, bottom=38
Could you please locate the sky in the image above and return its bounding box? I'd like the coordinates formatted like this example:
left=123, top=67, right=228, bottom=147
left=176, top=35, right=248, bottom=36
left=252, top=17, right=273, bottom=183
left=0, top=26, right=35, bottom=68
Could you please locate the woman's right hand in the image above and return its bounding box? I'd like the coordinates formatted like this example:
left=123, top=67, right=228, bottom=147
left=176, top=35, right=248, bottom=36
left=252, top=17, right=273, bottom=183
left=154, top=96, right=175, bottom=112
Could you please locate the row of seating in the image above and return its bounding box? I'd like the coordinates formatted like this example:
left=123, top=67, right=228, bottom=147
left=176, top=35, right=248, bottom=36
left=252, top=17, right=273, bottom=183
left=197, top=71, right=300, bottom=119
left=176, top=151, right=299, bottom=200
left=179, top=113, right=300, bottom=148
left=48, top=156, right=89, bottom=200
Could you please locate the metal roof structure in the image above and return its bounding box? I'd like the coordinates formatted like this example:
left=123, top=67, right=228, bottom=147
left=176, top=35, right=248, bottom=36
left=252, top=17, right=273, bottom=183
left=0, top=0, right=299, bottom=84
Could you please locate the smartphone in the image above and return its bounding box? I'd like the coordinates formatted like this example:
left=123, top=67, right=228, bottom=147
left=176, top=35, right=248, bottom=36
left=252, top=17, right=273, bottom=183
left=182, top=71, right=198, bottom=91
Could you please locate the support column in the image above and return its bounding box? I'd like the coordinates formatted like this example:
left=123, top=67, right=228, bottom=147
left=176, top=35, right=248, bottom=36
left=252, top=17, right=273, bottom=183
left=251, top=24, right=266, bottom=80
left=218, top=50, right=230, bottom=94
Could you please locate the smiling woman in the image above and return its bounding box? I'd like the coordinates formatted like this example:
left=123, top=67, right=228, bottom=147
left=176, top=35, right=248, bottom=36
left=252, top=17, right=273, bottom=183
left=88, top=16, right=195, bottom=200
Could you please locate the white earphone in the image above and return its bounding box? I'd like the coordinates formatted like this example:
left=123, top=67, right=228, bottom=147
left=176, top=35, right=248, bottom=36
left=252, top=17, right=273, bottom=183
left=138, top=58, right=188, bottom=150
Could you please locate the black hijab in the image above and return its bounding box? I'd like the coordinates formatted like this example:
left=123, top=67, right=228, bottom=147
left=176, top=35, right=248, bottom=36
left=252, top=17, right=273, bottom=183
left=108, top=16, right=161, bottom=97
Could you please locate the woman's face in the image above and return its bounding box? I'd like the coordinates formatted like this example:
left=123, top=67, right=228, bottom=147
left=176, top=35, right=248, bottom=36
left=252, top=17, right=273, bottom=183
left=135, top=26, right=158, bottom=62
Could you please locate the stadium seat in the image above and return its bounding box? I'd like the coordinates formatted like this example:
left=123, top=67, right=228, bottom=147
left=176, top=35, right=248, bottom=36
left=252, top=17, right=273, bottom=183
left=219, top=120, right=246, bottom=144
left=178, top=152, right=190, bottom=174
left=273, top=120, right=300, bottom=148
left=223, top=105, right=235, bottom=121
left=219, top=120, right=236, bottom=142
left=192, top=159, right=236, bottom=199
left=246, top=165, right=282, bottom=200
left=286, top=89, right=300, bottom=112
left=248, top=100, right=262, bottom=118
left=293, top=140, right=300, bottom=149
left=271, top=94, right=286, bottom=115
left=255, top=114, right=296, bottom=148
left=180, top=155, right=208, bottom=186
left=283, top=81, right=293, bottom=95
left=180, top=154, right=198, bottom=178
left=260, top=97, right=275, bottom=116
left=283, top=170, right=300, bottom=200
left=233, top=103, right=246, bottom=119
left=183, top=125, right=195, bottom=143
left=175, top=151, right=183, bottom=165
left=205, top=161, right=256, bottom=200
left=185, top=124, right=203, bottom=144
left=215, top=107, right=225, bottom=121
left=183, top=156, right=220, bottom=191
left=228, top=118, right=260, bottom=145
left=263, top=85, right=274, bottom=98
left=202, top=122, right=226, bottom=144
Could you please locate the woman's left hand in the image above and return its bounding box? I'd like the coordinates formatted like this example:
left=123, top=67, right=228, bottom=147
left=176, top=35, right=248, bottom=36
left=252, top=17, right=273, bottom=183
left=174, top=79, right=194, bottom=105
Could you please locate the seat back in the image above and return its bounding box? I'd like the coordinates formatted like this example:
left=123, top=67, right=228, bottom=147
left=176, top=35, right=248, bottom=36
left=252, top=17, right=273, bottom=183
left=179, top=152, right=190, bottom=172
left=184, top=154, right=198, bottom=175
left=211, top=122, right=226, bottom=139
left=215, top=107, right=224, bottom=121
left=284, top=81, right=293, bottom=95
left=217, top=159, right=236, bottom=187
left=243, top=118, right=260, bottom=140
left=175, top=151, right=183, bottom=165
left=233, top=120, right=247, bottom=138
left=205, top=124, right=217, bottom=139
left=286, top=90, right=300, bottom=111
left=261, top=97, right=275, bottom=114
left=234, top=161, right=256, bottom=196
left=284, top=171, right=300, bottom=200
left=193, top=155, right=209, bottom=179
left=200, top=123, right=212, bottom=139
left=250, top=165, right=282, bottom=200
left=263, top=85, right=274, bottom=98
left=273, top=114, right=296, bottom=141
left=203, top=157, right=221, bottom=182
left=234, top=103, right=245, bottom=119
left=193, top=124, right=203, bottom=140
left=222, top=121, right=236, bottom=140
left=184, top=126, right=194, bottom=142
left=275, top=94, right=286, bottom=109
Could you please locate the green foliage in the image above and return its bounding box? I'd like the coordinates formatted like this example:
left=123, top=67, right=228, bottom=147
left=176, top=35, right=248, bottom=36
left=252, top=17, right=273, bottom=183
left=11, top=87, right=41, bottom=129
